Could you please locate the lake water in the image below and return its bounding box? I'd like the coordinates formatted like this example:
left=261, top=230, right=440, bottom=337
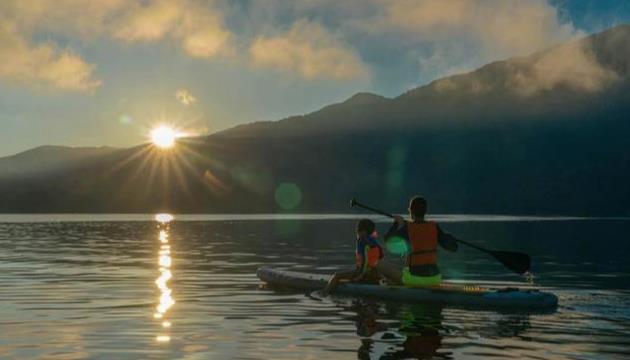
left=1, top=214, right=629, bottom=359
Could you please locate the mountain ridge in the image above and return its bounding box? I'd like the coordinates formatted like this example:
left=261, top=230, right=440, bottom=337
left=0, top=145, right=119, bottom=178
left=216, top=24, right=629, bottom=139
left=1, top=25, right=629, bottom=215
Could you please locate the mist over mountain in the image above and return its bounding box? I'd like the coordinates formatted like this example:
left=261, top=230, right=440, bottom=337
left=1, top=25, right=629, bottom=215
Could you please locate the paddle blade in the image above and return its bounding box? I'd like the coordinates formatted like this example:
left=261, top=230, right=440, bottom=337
left=491, top=251, right=531, bottom=275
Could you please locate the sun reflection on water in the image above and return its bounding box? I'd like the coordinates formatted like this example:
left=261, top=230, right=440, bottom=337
left=155, top=213, right=174, bottom=223
left=154, top=213, right=175, bottom=343
left=159, top=230, right=168, bottom=243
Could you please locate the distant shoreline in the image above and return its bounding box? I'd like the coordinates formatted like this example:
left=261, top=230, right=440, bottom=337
left=1, top=213, right=629, bottom=223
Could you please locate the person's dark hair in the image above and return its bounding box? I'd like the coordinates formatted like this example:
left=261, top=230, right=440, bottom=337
left=356, top=218, right=376, bottom=235
left=408, top=196, right=427, bottom=220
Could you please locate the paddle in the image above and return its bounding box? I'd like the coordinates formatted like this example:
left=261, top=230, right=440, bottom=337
left=350, top=198, right=531, bottom=275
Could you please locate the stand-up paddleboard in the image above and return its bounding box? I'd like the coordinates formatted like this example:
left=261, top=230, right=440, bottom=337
left=257, top=267, right=558, bottom=310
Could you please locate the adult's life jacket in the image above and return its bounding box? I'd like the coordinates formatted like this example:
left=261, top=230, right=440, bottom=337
left=356, top=235, right=384, bottom=270
left=407, top=222, right=438, bottom=267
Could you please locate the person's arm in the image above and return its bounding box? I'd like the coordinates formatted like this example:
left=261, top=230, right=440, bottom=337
left=385, top=216, right=408, bottom=240
left=353, top=244, right=370, bottom=280
left=437, top=224, right=458, bottom=252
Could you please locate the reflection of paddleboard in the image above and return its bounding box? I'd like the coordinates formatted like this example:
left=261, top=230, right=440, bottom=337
left=257, top=267, right=558, bottom=310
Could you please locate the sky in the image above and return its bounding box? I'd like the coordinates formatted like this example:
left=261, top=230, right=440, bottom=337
left=0, top=0, right=629, bottom=157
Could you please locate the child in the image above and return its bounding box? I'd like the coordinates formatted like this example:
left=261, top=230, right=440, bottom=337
left=323, top=219, right=384, bottom=295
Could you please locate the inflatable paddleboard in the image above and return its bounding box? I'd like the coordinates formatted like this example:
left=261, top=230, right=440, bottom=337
left=257, top=267, right=558, bottom=310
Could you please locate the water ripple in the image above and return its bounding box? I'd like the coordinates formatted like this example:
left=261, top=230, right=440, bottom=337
left=1, top=217, right=629, bottom=359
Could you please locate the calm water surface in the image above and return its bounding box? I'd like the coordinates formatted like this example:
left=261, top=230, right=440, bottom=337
left=1, top=214, right=629, bottom=359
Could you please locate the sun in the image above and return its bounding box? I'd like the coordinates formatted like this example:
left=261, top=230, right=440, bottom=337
left=151, top=126, right=178, bottom=148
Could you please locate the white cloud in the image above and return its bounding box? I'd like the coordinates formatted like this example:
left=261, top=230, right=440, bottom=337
left=0, top=23, right=100, bottom=91
left=114, top=0, right=232, bottom=58
left=428, top=38, right=620, bottom=97
left=0, top=0, right=125, bottom=91
left=0, top=0, right=618, bottom=95
left=113, top=0, right=182, bottom=42
left=0, top=0, right=233, bottom=91
left=250, top=19, right=368, bottom=80
left=357, top=0, right=579, bottom=58
left=339, top=0, right=618, bottom=94
left=239, top=0, right=610, bottom=91
left=178, top=7, right=232, bottom=58
left=3, top=0, right=128, bottom=38
left=508, top=41, right=619, bottom=96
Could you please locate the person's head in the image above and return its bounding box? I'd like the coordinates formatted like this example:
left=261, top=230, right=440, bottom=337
left=356, top=218, right=376, bottom=237
left=408, top=196, right=427, bottom=221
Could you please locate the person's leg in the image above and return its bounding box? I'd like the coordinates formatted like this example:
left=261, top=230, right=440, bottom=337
left=323, top=270, right=356, bottom=295
left=376, top=260, right=403, bottom=285
left=401, top=267, right=442, bottom=287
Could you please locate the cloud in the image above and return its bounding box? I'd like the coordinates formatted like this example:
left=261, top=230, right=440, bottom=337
left=178, top=8, right=232, bottom=58
left=113, top=0, right=182, bottom=41
left=2, top=0, right=128, bottom=38
left=113, top=0, right=232, bottom=58
left=239, top=0, right=607, bottom=91
left=428, top=38, right=620, bottom=97
left=0, top=23, right=100, bottom=91
left=336, top=0, right=590, bottom=87
left=0, top=0, right=618, bottom=95
left=507, top=41, right=619, bottom=96
left=175, top=88, right=196, bottom=106
left=0, top=0, right=234, bottom=91
left=358, top=0, right=578, bottom=58
left=5, top=0, right=233, bottom=57
left=250, top=19, right=368, bottom=80
left=0, top=0, right=123, bottom=91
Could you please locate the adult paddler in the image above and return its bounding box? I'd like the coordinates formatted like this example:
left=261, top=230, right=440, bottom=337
left=385, top=196, right=458, bottom=286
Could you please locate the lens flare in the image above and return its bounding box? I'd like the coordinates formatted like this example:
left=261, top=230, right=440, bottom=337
left=386, top=236, right=410, bottom=255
